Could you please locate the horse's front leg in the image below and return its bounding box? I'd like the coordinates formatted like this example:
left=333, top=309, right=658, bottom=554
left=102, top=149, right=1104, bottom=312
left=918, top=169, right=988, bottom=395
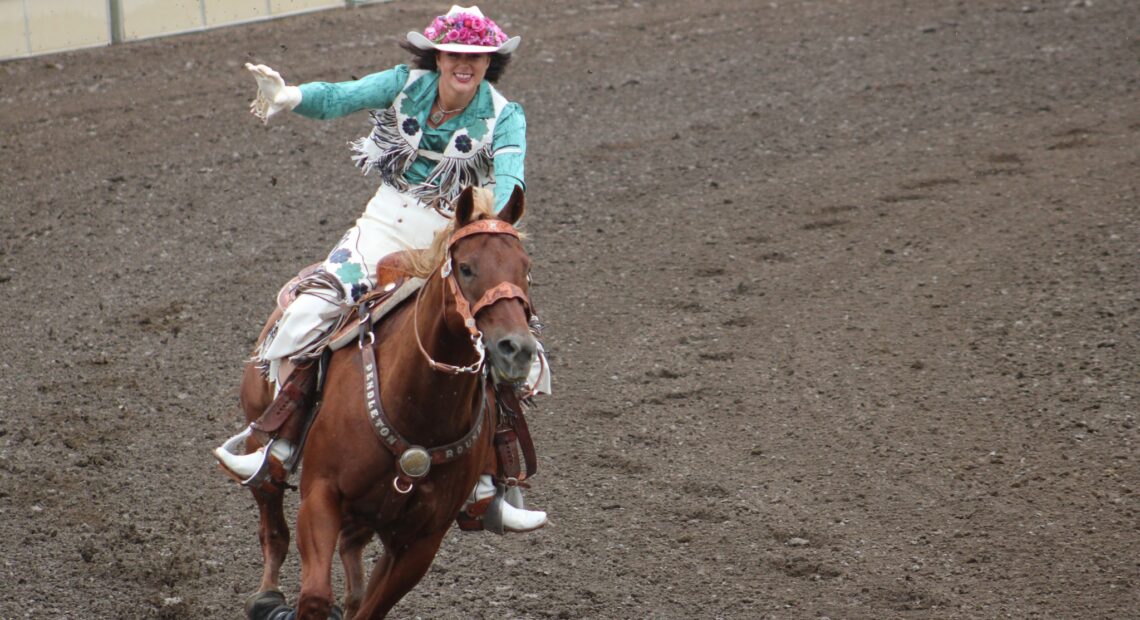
left=295, top=480, right=343, bottom=620
left=355, top=528, right=449, bottom=619
left=338, top=521, right=374, bottom=619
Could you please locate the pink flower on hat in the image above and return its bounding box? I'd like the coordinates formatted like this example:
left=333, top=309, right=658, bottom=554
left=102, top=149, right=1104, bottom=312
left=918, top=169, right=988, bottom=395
left=421, top=8, right=511, bottom=49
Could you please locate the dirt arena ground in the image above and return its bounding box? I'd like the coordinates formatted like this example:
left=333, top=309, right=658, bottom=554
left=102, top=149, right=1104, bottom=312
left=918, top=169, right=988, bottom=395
left=1, top=0, right=1136, bottom=617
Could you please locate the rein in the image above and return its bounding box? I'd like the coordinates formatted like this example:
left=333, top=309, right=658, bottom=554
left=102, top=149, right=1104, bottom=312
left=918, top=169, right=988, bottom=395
left=358, top=217, right=531, bottom=499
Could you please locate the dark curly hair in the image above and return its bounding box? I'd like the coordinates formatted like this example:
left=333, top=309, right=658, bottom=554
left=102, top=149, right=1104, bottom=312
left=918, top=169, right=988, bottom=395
left=399, top=41, right=512, bottom=83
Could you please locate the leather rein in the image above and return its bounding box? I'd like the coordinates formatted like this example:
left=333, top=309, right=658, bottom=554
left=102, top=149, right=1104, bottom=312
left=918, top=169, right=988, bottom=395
left=358, top=218, right=531, bottom=496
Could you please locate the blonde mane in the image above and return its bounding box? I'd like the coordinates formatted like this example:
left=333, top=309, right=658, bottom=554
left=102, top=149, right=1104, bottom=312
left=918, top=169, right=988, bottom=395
left=404, top=187, right=499, bottom=278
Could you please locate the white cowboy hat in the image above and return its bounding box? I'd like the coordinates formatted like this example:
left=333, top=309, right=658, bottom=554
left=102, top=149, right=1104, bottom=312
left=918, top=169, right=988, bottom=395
left=406, top=5, right=521, bottom=55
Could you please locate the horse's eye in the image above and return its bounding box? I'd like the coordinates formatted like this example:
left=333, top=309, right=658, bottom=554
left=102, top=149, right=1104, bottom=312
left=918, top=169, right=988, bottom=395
left=459, top=263, right=474, bottom=277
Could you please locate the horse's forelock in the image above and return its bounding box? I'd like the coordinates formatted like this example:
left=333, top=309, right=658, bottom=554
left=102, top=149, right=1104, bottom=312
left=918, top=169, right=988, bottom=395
left=470, top=187, right=496, bottom=220
left=405, top=188, right=499, bottom=278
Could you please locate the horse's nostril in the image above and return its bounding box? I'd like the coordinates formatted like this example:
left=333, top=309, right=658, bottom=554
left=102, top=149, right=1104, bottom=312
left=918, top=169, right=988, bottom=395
left=497, top=337, right=520, bottom=357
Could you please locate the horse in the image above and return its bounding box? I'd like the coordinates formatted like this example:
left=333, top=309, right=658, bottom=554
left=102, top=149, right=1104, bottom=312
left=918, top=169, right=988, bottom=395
left=234, top=185, right=536, bottom=619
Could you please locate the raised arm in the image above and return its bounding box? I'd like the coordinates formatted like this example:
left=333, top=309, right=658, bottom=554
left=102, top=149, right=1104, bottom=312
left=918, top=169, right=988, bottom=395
left=294, top=65, right=411, bottom=121
left=245, top=63, right=411, bottom=123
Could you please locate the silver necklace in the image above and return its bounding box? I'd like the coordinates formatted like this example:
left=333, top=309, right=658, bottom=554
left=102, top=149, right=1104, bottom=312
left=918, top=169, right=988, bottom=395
left=430, top=100, right=465, bottom=125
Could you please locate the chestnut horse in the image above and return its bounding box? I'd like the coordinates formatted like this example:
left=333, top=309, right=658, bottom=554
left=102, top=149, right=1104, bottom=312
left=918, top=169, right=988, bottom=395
left=236, top=186, right=535, bottom=619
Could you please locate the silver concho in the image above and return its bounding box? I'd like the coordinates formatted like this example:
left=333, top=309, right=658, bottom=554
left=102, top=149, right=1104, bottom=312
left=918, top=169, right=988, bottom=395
left=399, top=447, right=431, bottom=478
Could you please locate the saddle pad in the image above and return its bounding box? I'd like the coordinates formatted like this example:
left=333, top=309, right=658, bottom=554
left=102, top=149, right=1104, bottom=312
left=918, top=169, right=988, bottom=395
left=328, top=277, right=426, bottom=352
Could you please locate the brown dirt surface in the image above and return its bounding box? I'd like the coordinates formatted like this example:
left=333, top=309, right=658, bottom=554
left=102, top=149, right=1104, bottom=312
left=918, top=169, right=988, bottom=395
left=1, top=0, right=1137, bottom=618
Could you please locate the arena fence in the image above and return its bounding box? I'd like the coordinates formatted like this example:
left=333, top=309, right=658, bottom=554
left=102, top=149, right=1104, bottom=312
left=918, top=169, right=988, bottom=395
left=1, top=0, right=389, bottom=61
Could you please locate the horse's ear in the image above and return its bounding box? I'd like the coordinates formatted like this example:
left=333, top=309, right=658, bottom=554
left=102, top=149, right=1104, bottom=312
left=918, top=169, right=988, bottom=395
left=453, top=186, right=477, bottom=226
left=497, top=185, right=525, bottom=225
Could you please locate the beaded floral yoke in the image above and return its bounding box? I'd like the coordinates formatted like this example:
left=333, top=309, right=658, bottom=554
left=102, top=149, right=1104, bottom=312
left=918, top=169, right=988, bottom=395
left=349, top=70, right=517, bottom=215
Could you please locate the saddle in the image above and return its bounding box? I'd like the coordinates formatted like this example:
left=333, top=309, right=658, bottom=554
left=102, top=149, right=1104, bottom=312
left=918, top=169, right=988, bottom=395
left=252, top=253, right=423, bottom=438
left=274, top=252, right=427, bottom=354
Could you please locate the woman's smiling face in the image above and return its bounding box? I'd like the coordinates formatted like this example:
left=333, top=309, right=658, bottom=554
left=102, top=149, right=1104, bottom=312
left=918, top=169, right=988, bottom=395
left=436, top=52, right=491, bottom=100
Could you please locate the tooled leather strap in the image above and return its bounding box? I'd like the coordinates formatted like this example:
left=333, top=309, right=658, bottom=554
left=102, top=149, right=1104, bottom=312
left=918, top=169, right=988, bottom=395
left=512, top=404, right=538, bottom=478
left=472, top=282, right=530, bottom=316
left=447, top=278, right=532, bottom=325
left=359, top=318, right=487, bottom=466
left=448, top=218, right=519, bottom=246
left=496, top=385, right=538, bottom=479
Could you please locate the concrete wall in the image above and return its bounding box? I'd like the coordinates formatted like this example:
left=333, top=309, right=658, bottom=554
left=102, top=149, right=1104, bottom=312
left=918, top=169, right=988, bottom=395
left=1, top=0, right=114, bottom=59
left=1, top=0, right=385, bottom=61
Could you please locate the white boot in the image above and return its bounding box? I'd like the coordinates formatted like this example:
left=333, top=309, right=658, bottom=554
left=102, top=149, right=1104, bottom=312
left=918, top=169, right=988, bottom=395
left=212, top=432, right=295, bottom=482
left=465, top=474, right=547, bottom=534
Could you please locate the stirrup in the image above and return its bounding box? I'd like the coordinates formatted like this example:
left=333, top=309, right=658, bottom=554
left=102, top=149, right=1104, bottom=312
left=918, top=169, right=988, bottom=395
left=503, top=484, right=526, bottom=510
left=240, top=438, right=279, bottom=486
left=212, top=427, right=290, bottom=487
left=218, top=425, right=252, bottom=455
left=457, top=496, right=494, bottom=531
left=457, top=477, right=547, bottom=534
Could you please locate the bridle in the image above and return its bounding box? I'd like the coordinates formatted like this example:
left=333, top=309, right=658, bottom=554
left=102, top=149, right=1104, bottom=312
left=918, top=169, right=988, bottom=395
left=413, top=218, right=532, bottom=376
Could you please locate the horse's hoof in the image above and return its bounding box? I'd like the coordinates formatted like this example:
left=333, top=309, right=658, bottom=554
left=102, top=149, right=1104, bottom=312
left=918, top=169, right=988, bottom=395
left=245, top=590, right=288, bottom=620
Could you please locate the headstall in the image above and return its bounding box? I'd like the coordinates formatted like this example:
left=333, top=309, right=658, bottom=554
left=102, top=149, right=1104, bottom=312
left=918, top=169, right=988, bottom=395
left=414, top=218, right=532, bottom=376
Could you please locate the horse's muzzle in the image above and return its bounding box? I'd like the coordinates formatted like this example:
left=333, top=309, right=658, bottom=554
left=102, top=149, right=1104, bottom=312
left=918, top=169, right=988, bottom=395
left=488, top=331, right=537, bottom=383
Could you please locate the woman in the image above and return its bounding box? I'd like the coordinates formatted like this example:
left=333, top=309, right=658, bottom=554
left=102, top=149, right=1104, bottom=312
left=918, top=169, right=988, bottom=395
left=212, top=5, right=548, bottom=533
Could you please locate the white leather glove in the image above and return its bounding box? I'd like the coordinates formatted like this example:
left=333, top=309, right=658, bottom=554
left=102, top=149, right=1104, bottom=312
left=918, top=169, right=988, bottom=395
left=246, top=62, right=302, bottom=124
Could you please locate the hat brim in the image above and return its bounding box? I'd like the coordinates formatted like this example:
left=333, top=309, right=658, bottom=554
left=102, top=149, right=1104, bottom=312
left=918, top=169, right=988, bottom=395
left=407, top=31, right=520, bottom=55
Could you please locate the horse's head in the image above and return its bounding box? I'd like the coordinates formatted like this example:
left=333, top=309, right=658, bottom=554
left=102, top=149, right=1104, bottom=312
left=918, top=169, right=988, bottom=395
left=443, top=185, right=537, bottom=383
